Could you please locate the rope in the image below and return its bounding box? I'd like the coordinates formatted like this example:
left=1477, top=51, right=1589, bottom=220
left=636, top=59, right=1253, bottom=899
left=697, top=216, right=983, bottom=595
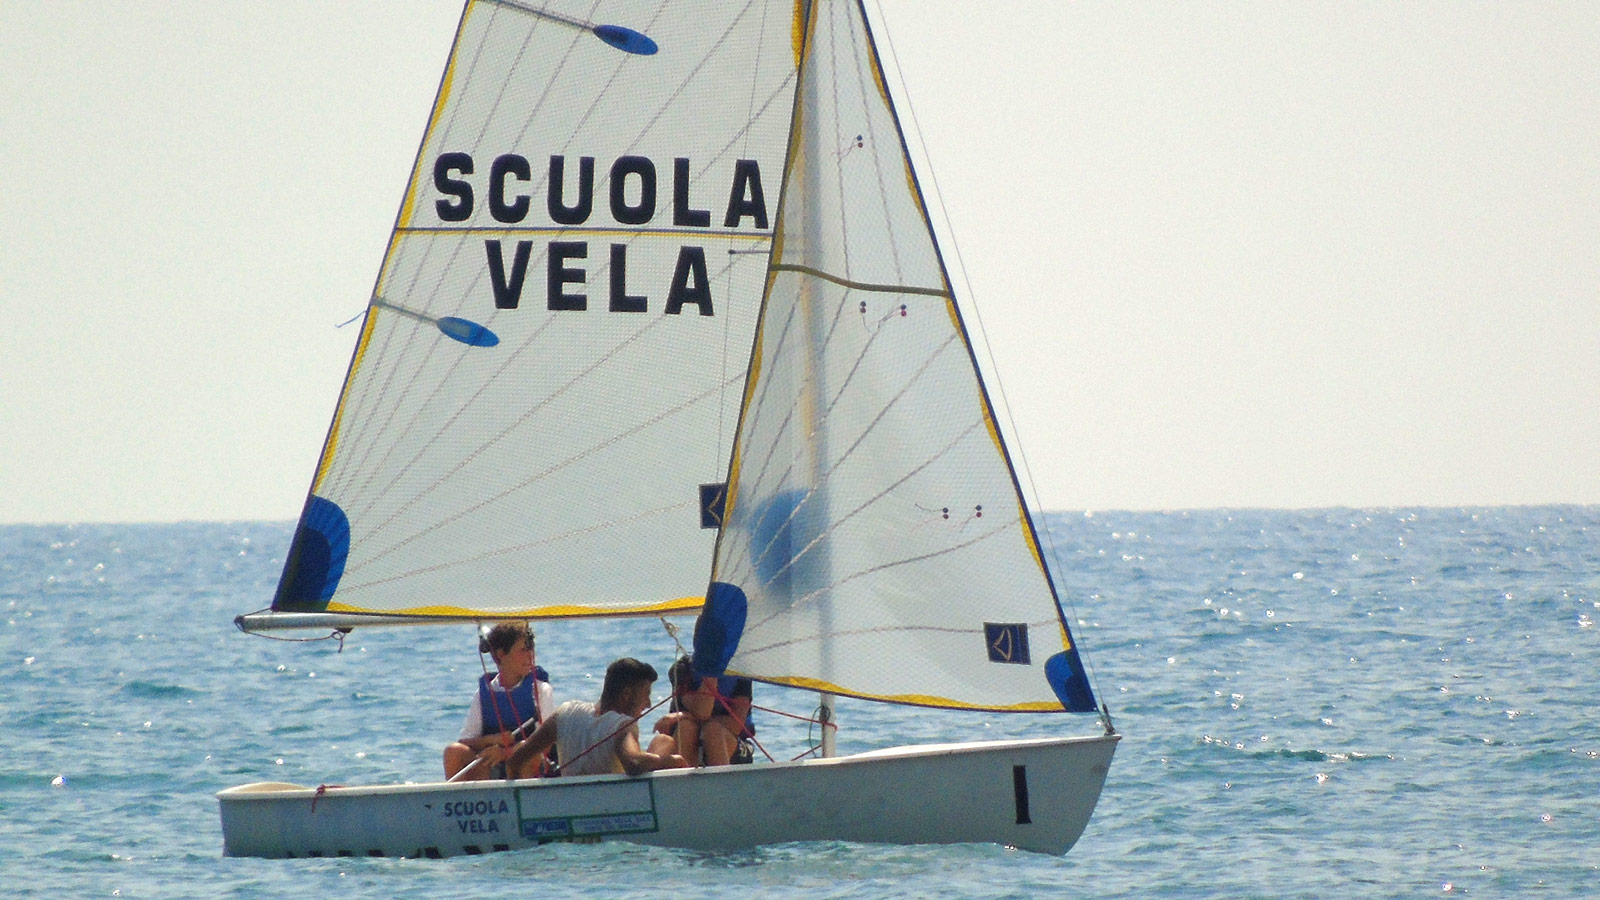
left=252, top=629, right=347, bottom=652
left=658, top=616, right=691, bottom=660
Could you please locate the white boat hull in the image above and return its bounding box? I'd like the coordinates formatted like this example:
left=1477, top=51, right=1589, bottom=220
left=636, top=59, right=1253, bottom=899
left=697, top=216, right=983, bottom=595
left=218, top=734, right=1117, bottom=858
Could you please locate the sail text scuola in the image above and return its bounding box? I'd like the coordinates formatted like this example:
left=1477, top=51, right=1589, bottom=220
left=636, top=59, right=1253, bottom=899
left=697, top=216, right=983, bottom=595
left=433, top=153, right=769, bottom=315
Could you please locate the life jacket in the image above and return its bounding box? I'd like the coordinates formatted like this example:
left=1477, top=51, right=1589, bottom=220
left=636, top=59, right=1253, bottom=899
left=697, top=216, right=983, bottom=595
left=477, top=666, right=547, bottom=737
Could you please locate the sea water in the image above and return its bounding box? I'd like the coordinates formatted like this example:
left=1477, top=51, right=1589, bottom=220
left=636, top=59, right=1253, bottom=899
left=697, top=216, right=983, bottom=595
left=2, top=507, right=1596, bottom=898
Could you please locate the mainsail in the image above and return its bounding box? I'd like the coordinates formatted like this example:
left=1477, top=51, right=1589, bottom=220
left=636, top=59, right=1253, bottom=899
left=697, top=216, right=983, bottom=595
left=694, top=0, right=1097, bottom=712
left=252, top=0, right=803, bottom=627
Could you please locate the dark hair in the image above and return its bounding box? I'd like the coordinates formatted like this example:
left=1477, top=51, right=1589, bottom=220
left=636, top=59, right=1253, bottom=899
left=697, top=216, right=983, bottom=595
left=599, top=657, right=658, bottom=709
left=480, top=622, right=532, bottom=658
left=668, top=654, right=697, bottom=709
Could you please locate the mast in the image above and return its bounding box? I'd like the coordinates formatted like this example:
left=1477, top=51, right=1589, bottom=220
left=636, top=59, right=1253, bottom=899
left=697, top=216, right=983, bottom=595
left=794, top=0, right=838, bottom=759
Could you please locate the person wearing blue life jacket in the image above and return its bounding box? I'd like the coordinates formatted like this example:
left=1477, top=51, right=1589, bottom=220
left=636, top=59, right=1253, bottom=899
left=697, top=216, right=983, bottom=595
left=661, top=655, right=755, bottom=766
left=443, top=622, right=554, bottom=780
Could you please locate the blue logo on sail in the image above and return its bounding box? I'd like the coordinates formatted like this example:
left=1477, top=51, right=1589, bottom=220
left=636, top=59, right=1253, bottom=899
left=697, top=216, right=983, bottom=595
left=985, top=623, right=1031, bottom=665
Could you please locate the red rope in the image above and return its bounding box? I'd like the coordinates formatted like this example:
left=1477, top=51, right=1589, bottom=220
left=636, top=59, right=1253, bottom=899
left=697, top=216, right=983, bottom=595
left=310, top=783, right=343, bottom=813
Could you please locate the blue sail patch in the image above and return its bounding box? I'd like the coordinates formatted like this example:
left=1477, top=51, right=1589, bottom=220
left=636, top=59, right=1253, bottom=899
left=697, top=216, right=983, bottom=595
left=748, top=488, right=819, bottom=602
left=692, top=581, right=747, bottom=676
left=1044, top=651, right=1097, bottom=712
left=592, top=24, right=657, bottom=55
left=272, top=495, right=350, bottom=612
left=436, top=316, right=499, bottom=347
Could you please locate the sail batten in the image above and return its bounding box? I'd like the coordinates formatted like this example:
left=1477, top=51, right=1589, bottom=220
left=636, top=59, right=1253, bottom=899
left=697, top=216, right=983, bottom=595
left=769, top=262, right=947, bottom=296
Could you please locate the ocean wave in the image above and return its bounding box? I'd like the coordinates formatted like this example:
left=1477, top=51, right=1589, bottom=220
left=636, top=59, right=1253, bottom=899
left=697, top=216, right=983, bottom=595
left=115, top=680, right=203, bottom=699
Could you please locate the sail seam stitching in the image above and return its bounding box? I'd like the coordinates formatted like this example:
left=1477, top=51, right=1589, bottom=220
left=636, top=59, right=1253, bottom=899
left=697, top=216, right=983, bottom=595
left=771, top=262, right=947, bottom=297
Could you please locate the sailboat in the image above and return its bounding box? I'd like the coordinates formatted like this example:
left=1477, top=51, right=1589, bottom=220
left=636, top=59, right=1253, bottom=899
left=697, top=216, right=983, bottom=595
left=219, top=0, right=1117, bottom=858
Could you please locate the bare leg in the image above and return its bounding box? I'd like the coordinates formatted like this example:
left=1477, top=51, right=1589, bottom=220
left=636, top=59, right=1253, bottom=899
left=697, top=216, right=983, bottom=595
left=701, top=719, right=737, bottom=766
left=444, top=742, right=485, bottom=780
left=675, top=717, right=702, bottom=765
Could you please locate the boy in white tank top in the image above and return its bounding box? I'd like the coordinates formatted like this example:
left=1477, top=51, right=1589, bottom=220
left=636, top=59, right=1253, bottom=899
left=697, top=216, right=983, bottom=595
left=507, top=657, right=687, bottom=777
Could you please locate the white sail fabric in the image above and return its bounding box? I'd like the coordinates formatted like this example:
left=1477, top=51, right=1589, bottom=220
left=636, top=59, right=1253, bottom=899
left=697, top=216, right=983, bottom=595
left=703, top=0, right=1093, bottom=711
left=269, top=0, right=802, bottom=622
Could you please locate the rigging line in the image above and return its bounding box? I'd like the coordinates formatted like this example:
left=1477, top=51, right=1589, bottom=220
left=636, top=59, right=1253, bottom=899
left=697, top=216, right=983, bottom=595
left=247, top=629, right=348, bottom=648
left=679, top=682, right=772, bottom=763
left=866, top=0, right=1107, bottom=700
left=348, top=367, right=743, bottom=580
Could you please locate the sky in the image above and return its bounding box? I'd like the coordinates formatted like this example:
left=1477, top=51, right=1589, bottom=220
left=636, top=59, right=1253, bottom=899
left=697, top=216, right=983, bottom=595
left=2, top=1, right=1597, bottom=524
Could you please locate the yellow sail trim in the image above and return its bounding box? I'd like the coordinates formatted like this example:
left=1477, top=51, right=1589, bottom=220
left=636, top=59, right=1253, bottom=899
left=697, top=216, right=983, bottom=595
left=943, top=292, right=1050, bottom=580
left=719, top=297, right=768, bottom=528
left=791, top=0, right=808, bottom=67
left=396, top=3, right=470, bottom=231
left=755, top=673, right=1066, bottom=712
left=857, top=3, right=936, bottom=232
left=325, top=595, right=704, bottom=619
left=315, top=2, right=475, bottom=494
left=722, top=0, right=811, bottom=542
left=311, top=310, right=379, bottom=493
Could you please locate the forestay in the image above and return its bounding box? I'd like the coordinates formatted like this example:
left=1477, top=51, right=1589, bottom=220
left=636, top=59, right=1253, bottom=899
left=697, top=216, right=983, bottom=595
left=260, top=0, right=802, bottom=626
left=694, top=0, right=1097, bottom=712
